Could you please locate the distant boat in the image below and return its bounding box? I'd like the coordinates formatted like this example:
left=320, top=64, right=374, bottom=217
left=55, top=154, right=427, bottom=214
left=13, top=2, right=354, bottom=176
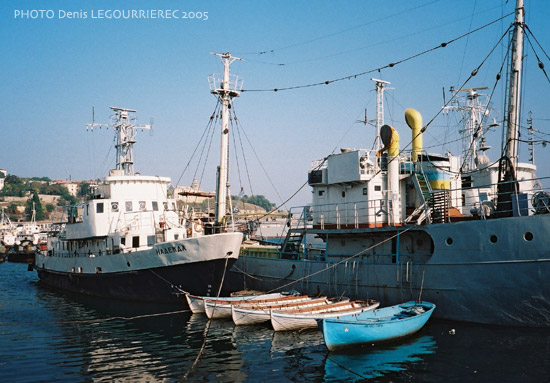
left=205, top=293, right=307, bottom=319
left=320, top=301, right=435, bottom=351
left=185, top=291, right=286, bottom=314
left=270, top=299, right=380, bottom=332
left=231, top=296, right=346, bottom=326
left=34, top=54, right=246, bottom=302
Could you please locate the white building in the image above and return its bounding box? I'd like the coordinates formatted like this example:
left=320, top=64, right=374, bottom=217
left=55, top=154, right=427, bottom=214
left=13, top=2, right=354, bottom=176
left=0, top=169, right=6, bottom=191
left=170, top=177, right=214, bottom=204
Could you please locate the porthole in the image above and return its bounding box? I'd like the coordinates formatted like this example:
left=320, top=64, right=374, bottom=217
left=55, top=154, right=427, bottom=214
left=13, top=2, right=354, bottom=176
left=445, top=237, right=453, bottom=246
left=490, top=235, right=498, bottom=243
left=524, top=232, right=533, bottom=241
left=127, top=261, right=131, bottom=267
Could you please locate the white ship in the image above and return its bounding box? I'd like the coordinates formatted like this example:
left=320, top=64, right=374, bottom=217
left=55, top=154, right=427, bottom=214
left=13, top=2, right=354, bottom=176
left=34, top=54, right=244, bottom=302
left=231, top=0, right=550, bottom=326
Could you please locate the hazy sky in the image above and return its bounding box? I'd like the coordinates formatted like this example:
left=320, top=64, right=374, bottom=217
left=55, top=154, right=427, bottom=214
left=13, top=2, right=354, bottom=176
left=1, top=0, right=549, bottom=207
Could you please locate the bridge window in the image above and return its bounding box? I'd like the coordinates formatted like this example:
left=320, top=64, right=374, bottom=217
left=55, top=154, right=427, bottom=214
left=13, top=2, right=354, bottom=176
left=96, top=203, right=104, bottom=213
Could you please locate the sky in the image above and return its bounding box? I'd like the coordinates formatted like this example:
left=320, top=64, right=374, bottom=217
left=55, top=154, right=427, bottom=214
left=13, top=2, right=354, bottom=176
left=1, top=0, right=549, bottom=207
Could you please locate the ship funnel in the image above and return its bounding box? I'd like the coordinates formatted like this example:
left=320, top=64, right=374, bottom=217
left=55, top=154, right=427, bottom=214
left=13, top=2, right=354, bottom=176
left=377, top=125, right=401, bottom=225
left=405, top=108, right=423, bottom=162
left=377, top=124, right=400, bottom=157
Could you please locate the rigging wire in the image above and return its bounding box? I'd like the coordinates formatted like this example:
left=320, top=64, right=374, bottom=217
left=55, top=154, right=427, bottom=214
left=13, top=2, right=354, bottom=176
left=229, top=114, right=246, bottom=197
left=197, top=108, right=220, bottom=189
left=241, top=12, right=513, bottom=93
left=269, top=5, right=512, bottom=68
left=237, top=0, right=443, bottom=56
left=261, top=228, right=412, bottom=294
left=231, top=109, right=255, bottom=198
left=424, top=24, right=513, bottom=134
left=256, top=22, right=516, bottom=211
left=231, top=105, right=289, bottom=211
left=524, top=24, right=550, bottom=62
left=456, top=0, right=478, bottom=85
left=456, top=27, right=513, bottom=174
left=174, top=100, right=221, bottom=187
left=523, top=27, right=550, bottom=84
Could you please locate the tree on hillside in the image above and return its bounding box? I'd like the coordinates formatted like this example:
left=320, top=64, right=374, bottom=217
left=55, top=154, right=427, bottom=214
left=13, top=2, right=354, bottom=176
left=235, top=195, right=276, bottom=212
left=0, top=175, right=26, bottom=197
left=25, top=192, right=45, bottom=221
left=78, top=182, right=91, bottom=198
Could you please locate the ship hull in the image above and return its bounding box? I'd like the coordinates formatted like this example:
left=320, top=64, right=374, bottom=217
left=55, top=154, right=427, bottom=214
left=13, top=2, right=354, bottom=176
left=35, top=232, right=243, bottom=303
left=230, top=215, right=550, bottom=326
left=35, top=258, right=236, bottom=303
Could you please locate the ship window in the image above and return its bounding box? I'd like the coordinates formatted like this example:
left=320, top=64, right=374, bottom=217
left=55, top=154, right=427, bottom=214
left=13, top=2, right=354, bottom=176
left=490, top=235, right=498, bottom=243
left=132, top=236, right=140, bottom=248
left=126, top=201, right=133, bottom=212
left=96, top=203, right=104, bottom=213
left=341, top=191, right=346, bottom=198
left=139, top=201, right=146, bottom=211
left=375, top=185, right=381, bottom=191
left=111, top=202, right=119, bottom=211
left=363, top=188, right=367, bottom=195
left=446, top=237, right=453, bottom=246
left=152, top=201, right=159, bottom=211
left=318, top=190, right=325, bottom=196
left=174, top=234, right=179, bottom=240
left=86, top=204, right=89, bottom=215
left=147, top=235, right=155, bottom=246
left=121, top=237, right=126, bottom=246
left=524, top=232, right=533, bottom=241
left=163, top=202, right=168, bottom=211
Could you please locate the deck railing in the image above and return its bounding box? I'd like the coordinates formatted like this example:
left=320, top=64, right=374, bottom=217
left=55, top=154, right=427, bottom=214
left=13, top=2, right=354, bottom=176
left=290, top=176, right=550, bottom=230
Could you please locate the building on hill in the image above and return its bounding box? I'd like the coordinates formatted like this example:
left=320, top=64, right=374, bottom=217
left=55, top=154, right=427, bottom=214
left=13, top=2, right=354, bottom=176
left=51, top=180, right=79, bottom=197
left=170, top=177, right=214, bottom=204
left=233, top=201, right=267, bottom=215
left=0, top=169, right=6, bottom=191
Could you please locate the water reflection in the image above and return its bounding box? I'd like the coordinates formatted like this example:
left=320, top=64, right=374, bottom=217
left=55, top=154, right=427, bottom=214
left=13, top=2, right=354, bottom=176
left=323, top=335, right=437, bottom=381
left=3, top=263, right=548, bottom=382
left=270, top=329, right=324, bottom=354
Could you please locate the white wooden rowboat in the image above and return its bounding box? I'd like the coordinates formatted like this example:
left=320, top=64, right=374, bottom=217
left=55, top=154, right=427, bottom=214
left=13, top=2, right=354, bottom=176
left=231, top=297, right=347, bottom=326
left=185, top=292, right=285, bottom=314
left=270, top=299, right=380, bottom=332
left=205, top=293, right=307, bottom=319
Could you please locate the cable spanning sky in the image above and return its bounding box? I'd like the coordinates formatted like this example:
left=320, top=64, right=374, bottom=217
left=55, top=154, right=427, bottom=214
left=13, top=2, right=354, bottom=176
left=1, top=0, right=549, bottom=206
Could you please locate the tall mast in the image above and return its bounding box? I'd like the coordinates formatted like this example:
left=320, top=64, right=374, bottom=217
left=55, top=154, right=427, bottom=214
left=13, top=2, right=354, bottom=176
left=371, top=78, right=391, bottom=152
left=209, top=53, right=243, bottom=226
left=496, top=0, right=524, bottom=216
left=504, top=0, right=524, bottom=169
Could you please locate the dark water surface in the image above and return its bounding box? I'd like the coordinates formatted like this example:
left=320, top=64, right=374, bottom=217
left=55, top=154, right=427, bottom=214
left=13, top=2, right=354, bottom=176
left=1, top=261, right=549, bottom=382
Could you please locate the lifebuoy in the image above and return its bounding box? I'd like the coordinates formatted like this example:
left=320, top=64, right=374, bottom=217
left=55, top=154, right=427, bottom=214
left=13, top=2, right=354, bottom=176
left=194, top=221, right=204, bottom=232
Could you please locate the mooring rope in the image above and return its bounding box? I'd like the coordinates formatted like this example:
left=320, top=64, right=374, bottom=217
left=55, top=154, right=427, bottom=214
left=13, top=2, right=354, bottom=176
left=233, top=227, right=413, bottom=294
left=181, top=253, right=232, bottom=380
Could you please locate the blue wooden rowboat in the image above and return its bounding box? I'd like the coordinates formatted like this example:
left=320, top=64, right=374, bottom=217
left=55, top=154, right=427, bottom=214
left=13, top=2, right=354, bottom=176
left=320, top=301, right=435, bottom=351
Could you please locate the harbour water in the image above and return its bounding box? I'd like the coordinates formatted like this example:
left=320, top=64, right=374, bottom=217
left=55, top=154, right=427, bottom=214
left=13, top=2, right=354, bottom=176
left=1, top=261, right=549, bottom=382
